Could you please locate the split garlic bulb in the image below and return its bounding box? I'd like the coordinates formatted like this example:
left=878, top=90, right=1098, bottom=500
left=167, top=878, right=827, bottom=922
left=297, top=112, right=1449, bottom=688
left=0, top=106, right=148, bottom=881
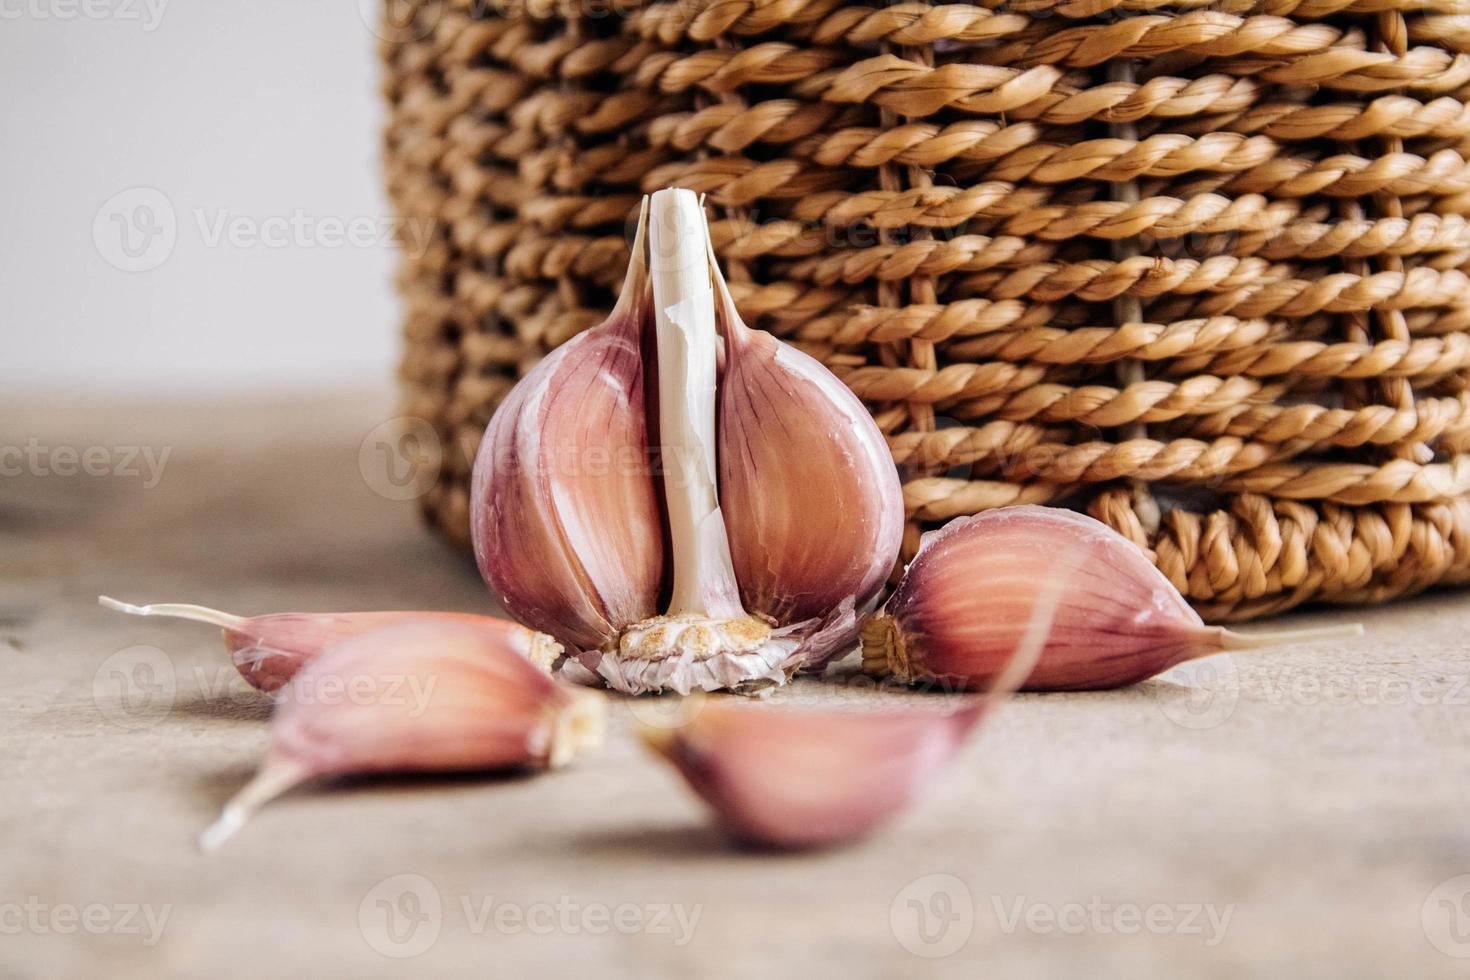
left=862, top=506, right=1363, bottom=691
left=472, top=190, right=903, bottom=695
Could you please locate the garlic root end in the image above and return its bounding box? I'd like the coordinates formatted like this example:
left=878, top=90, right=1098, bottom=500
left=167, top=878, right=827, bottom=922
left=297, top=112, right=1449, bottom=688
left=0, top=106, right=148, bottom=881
left=524, top=632, right=566, bottom=674
left=859, top=614, right=906, bottom=681
left=547, top=691, right=607, bottom=769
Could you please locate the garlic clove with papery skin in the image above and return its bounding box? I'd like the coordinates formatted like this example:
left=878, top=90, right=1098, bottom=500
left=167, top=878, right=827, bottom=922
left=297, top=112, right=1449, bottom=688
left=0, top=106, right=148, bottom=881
left=471, top=199, right=664, bottom=653
left=199, top=620, right=603, bottom=852
left=98, top=596, right=561, bottom=692
left=640, top=698, right=986, bottom=849
left=709, top=245, right=904, bottom=661
left=861, top=505, right=1364, bottom=692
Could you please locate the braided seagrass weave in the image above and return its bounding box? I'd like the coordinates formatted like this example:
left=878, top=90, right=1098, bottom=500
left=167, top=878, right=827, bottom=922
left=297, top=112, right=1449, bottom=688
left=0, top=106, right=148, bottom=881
left=383, top=0, right=1470, bottom=621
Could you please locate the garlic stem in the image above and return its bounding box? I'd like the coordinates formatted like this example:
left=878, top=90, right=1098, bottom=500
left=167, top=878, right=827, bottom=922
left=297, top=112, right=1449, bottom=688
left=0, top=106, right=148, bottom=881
left=648, top=188, right=743, bottom=621
left=1212, top=622, right=1365, bottom=651
left=99, top=595, right=250, bottom=631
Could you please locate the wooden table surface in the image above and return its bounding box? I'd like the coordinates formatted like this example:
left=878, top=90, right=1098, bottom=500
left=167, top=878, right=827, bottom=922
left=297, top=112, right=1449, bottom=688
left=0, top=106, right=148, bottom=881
left=3, top=390, right=1468, bottom=979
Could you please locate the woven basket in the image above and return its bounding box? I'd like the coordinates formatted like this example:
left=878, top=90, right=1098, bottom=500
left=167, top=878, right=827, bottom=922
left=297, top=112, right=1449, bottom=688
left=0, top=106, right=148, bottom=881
left=383, top=0, right=1470, bottom=621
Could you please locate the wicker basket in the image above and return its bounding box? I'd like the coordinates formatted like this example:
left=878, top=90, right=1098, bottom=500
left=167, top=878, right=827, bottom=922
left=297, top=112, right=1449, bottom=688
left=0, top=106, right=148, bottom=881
left=383, top=0, right=1470, bottom=621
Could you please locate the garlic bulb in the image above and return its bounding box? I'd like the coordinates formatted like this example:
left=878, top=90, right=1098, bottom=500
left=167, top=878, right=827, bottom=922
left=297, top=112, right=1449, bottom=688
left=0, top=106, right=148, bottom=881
left=99, top=596, right=560, bottom=692
left=640, top=699, right=985, bottom=849
left=200, top=620, right=603, bottom=851
left=862, top=506, right=1364, bottom=691
left=472, top=189, right=903, bottom=695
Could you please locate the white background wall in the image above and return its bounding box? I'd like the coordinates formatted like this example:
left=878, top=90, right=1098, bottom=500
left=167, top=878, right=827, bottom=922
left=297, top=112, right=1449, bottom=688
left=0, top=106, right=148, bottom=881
left=1, top=1, right=399, bottom=395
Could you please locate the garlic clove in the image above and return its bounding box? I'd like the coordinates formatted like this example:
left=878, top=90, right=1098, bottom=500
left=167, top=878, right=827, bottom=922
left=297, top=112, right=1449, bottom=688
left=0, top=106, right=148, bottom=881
left=471, top=199, right=665, bottom=652
left=199, top=620, right=604, bottom=851
left=709, top=257, right=905, bottom=657
left=640, top=698, right=986, bottom=849
left=861, top=506, right=1364, bottom=691
left=98, top=596, right=560, bottom=692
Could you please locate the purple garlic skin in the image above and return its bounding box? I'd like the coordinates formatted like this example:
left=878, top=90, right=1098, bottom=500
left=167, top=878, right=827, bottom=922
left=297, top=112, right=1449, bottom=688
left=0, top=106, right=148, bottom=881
left=98, top=597, right=558, bottom=693
left=862, top=506, right=1362, bottom=692
left=200, top=620, right=603, bottom=851
left=223, top=612, right=560, bottom=693
left=470, top=301, right=665, bottom=653
left=715, top=279, right=904, bottom=648
left=642, top=699, right=986, bottom=849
